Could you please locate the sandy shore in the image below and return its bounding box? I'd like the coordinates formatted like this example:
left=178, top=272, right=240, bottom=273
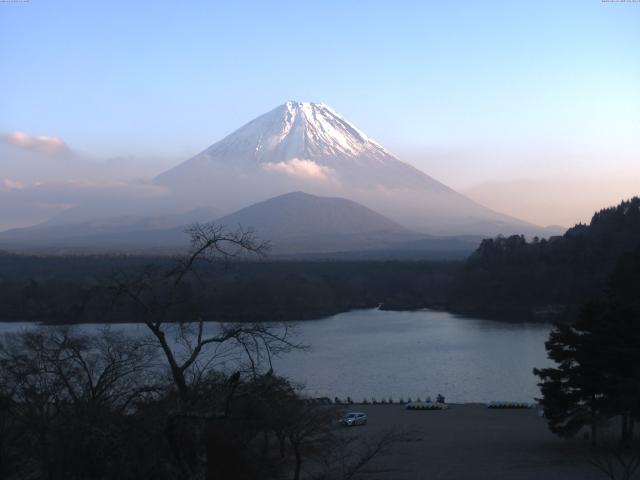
left=342, top=404, right=601, bottom=480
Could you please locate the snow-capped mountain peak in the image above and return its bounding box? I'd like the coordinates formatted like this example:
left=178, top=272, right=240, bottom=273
left=193, top=101, right=399, bottom=168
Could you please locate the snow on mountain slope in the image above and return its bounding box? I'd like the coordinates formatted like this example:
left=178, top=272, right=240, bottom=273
left=156, top=101, right=540, bottom=236
left=157, top=101, right=448, bottom=190
left=177, top=102, right=391, bottom=163
left=205, top=101, right=391, bottom=164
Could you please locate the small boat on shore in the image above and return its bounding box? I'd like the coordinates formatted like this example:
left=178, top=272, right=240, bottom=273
left=405, top=402, right=448, bottom=410
left=487, top=401, right=533, bottom=409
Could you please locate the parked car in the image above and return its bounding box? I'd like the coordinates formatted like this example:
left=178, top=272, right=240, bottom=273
left=340, top=412, right=367, bottom=426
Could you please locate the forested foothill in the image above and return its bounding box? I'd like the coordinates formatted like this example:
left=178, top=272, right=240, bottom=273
left=1, top=197, right=639, bottom=325
left=450, top=197, right=640, bottom=321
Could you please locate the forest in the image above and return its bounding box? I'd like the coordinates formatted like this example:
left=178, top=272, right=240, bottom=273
left=0, top=253, right=457, bottom=324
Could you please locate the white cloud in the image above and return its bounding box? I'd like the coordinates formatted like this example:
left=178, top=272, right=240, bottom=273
left=2, top=179, right=25, bottom=190
left=4, top=131, right=68, bottom=154
left=262, top=158, right=334, bottom=181
left=0, top=131, right=189, bottom=230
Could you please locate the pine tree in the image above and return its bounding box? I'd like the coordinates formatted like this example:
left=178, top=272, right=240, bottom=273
left=535, top=246, right=640, bottom=445
left=534, top=303, right=609, bottom=444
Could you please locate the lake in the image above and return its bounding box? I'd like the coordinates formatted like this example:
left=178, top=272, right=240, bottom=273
left=0, top=308, right=552, bottom=403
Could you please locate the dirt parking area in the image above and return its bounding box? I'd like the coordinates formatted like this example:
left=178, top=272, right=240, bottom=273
left=342, top=404, right=602, bottom=480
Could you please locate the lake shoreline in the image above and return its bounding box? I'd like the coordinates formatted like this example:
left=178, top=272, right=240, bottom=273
left=0, top=304, right=560, bottom=326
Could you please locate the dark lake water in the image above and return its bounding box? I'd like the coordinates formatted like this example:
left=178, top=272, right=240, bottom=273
left=0, top=308, right=552, bottom=403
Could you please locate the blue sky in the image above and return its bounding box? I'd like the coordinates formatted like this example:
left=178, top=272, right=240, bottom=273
left=1, top=0, right=639, bottom=226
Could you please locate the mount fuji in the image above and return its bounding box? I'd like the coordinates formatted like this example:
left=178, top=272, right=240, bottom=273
left=156, top=101, right=540, bottom=236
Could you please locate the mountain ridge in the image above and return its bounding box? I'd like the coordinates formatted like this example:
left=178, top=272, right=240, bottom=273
left=0, top=191, right=479, bottom=257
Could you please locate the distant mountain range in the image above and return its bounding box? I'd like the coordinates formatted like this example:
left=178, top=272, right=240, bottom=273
left=0, top=192, right=480, bottom=258
left=0, top=207, right=218, bottom=254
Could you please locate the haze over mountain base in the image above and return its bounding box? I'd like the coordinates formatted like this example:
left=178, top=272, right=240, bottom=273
left=0, top=102, right=565, bottom=254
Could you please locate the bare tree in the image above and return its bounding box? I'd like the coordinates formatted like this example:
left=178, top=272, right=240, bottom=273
left=312, top=428, right=409, bottom=480
left=110, top=223, right=300, bottom=409
left=29, top=328, right=158, bottom=410
left=0, top=328, right=71, bottom=478
left=0, top=386, right=12, bottom=479
left=0, top=327, right=160, bottom=480
left=285, top=401, right=337, bottom=480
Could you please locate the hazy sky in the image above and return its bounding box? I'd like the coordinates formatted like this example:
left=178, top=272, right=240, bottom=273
left=1, top=0, right=639, bottom=228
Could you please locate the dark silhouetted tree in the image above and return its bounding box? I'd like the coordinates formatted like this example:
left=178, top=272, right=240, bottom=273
left=535, top=246, right=640, bottom=445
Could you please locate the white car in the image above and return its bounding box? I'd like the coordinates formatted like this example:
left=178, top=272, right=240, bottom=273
left=340, top=412, right=368, bottom=426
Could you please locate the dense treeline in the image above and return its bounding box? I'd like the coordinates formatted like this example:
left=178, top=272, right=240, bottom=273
left=0, top=256, right=458, bottom=323
left=450, top=197, right=640, bottom=320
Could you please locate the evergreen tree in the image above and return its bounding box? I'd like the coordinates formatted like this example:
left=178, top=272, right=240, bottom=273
left=534, top=246, right=640, bottom=445
left=534, top=303, right=609, bottom=444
